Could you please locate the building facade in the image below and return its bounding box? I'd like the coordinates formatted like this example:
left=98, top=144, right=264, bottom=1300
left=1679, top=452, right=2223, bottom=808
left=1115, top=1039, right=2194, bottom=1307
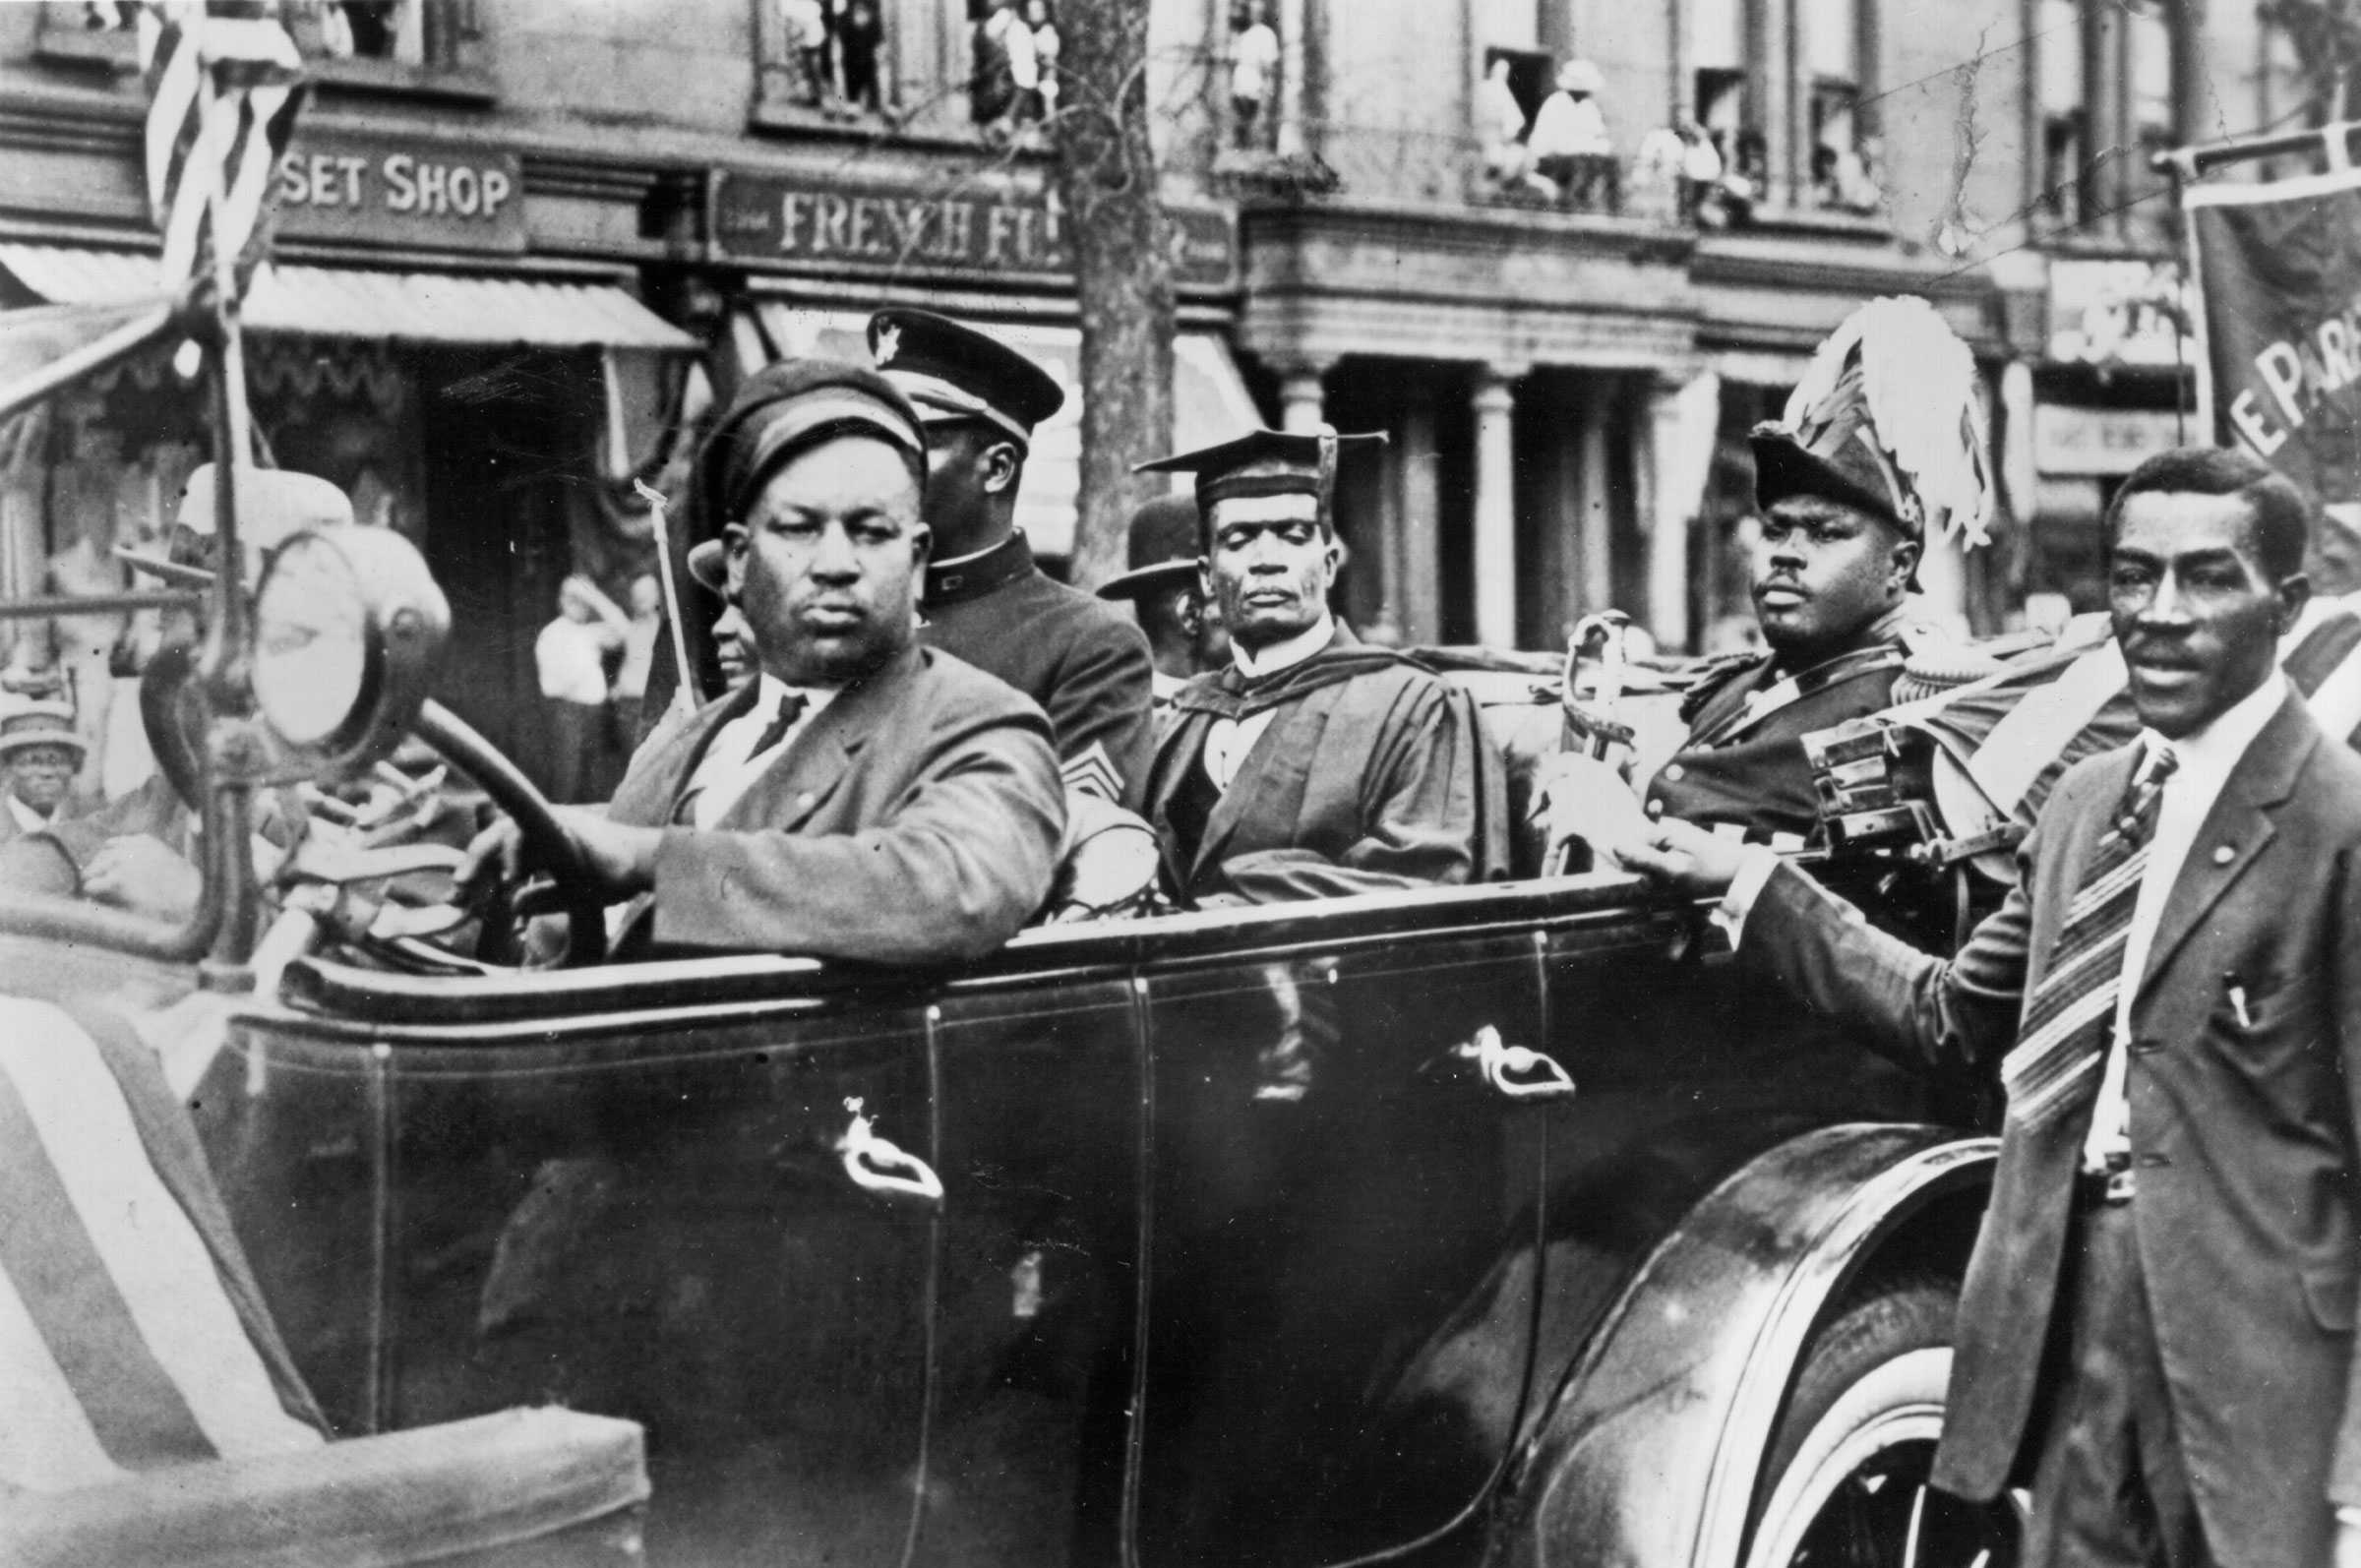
left=0, top=0, right=2316, bottom=793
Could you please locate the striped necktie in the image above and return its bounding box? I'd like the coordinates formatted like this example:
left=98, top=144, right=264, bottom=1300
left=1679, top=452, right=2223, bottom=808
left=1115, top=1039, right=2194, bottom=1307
left=1999, top=743, right=2179, bottom=1131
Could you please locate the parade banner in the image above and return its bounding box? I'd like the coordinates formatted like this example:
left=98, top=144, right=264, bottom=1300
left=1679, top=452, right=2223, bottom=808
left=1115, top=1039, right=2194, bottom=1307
left=2189, top=166, right=2361, bottom=503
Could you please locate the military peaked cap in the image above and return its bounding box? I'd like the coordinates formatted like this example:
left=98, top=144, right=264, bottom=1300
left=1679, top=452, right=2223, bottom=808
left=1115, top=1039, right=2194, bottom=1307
left=866, top=308, right=1065, bottom=449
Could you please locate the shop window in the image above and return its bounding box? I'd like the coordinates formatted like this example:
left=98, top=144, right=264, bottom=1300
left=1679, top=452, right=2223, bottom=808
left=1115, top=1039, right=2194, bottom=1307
left=37, top=1, right=488, bottom=97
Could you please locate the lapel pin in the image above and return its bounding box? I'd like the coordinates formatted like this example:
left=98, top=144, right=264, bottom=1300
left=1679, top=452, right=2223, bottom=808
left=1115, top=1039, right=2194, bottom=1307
left=2212, top=844, right=2235, bottom=866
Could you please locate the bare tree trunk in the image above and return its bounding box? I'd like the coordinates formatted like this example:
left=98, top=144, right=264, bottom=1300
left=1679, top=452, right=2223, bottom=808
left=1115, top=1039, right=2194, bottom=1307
left=1051, top=0, right=1177, bottom=591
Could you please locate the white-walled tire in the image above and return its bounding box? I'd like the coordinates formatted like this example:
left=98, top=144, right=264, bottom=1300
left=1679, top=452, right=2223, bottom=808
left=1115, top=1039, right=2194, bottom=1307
left=1745, top=1283, right=2022, bottom=1568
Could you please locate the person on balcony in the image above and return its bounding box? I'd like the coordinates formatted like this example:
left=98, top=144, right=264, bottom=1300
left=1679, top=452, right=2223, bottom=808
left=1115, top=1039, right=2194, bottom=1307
left=1526, top=58, right=1616, bottom=211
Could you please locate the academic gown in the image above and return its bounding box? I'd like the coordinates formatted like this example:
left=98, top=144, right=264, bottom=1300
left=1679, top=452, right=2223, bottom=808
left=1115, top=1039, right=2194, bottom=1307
left=1144, top=626, right=1509, bottom=905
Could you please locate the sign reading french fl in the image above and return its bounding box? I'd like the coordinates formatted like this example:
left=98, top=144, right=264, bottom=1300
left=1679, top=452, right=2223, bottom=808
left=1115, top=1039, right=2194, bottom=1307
left=273, top=131, right=526, bottom=254
left=709, top=170, right=1237, bottom=289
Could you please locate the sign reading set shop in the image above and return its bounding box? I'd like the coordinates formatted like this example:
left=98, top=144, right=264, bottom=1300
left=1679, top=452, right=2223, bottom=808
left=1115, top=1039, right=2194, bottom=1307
left=273, top=130, right=525, bottom=253
left=710, top=169, right=1236, bottom=289
left=2189, top=168, right=2361, bottom=501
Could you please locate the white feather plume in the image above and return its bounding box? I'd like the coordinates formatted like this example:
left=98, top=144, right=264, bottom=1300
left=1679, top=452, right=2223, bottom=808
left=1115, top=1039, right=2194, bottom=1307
left=1781, top=295, right=1994, bottom=549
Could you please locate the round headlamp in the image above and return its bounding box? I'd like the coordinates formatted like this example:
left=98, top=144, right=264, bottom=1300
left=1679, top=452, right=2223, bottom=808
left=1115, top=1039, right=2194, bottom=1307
left=252, top=524, right=449, bottom=781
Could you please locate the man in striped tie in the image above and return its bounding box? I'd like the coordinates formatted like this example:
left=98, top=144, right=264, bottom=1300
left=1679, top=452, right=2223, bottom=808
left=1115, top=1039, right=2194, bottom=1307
left=1627, top=446, right=2361, bottom=1567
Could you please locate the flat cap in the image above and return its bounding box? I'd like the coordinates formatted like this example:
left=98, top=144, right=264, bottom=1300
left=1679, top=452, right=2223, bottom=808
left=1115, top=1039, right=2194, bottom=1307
left=700, top=356, right=927, bottom=524
left=868, top=308, right=1065, bottom=449
left=1096, top=492, right=1204, bottom=601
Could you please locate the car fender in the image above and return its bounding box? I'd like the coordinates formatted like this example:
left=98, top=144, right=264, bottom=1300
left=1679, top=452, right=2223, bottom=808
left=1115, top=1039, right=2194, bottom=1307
left=1491, top=1120, right=1998, bottom=1568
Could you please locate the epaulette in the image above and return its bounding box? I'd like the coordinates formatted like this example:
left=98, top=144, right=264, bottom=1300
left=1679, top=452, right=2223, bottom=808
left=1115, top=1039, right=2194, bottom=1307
left=1676, top=649, right=1768, bottom=725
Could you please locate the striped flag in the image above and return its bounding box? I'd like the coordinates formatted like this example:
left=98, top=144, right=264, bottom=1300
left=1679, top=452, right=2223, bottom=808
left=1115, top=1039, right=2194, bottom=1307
left=136, top=2, right=304, bottom=291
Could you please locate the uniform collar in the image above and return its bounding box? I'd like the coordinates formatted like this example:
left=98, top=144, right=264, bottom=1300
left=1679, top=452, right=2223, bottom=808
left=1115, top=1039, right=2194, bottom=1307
left=923, top=529, right=1036, bottom=607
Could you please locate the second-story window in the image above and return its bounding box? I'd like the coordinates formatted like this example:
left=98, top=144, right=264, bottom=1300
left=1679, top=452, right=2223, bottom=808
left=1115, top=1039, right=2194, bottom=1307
left=1226, top=0, right=1282, bottom=151
left=1799, top=0, right=1879, bottom=212
left=2039, top=0, right=2090, bottom=224
left=40, top=0, right=483, bottom=87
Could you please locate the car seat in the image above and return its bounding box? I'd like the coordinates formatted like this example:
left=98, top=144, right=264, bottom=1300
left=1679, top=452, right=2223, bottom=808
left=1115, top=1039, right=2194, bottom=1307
left=0, top=995, right=649, bottom=1568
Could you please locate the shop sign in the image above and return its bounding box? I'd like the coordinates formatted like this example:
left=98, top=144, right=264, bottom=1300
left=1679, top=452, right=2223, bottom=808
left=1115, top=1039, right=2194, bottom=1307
left=2032, top=404, right=2185, bottom=476
left=710, top=170, right=1236, bottom=289
left=2046, top=259, right=2189, bottom=369
left=273, top=130, right=525, bottom=254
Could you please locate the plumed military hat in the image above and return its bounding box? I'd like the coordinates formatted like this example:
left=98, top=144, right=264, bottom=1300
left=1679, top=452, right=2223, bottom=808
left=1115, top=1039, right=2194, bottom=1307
left=1134, top=426, right=1387, bottom=538
left=1749, top=295, right=1993, bottom=551
left=1096, top=492, right=1204, bottom=601
left=0, top=700, right=85, bottom=763
left=699, top=356, right=927, bottom=525
left=867, top=308, right=1065, bottom=450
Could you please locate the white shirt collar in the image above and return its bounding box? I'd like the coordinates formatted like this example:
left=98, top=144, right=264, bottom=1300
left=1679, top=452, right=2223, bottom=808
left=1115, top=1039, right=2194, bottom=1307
left=2138, top=667, right=2287, bottom=788
left=6, top=793, right=48, bottom=834
left=1231, top=613, right=1336, bottom=679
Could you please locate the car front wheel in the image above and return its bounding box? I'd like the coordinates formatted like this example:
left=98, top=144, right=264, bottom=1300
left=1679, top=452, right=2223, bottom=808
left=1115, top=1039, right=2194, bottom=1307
left=1745, top=1281, right=2023, bottom=1568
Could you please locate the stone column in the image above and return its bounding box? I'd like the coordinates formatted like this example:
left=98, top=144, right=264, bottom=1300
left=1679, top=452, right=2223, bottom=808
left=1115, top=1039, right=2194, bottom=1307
left=1277, top=360, right=1331, bottom=434
left=1472, top=364, right=1523, bottom=649
left=1395, top=387, right=1440, bottom=646
left=1643, top=377, right=1693, bottom=653
left=1576, top=378, right=1615, bottom=616
left=1276, top=0, right=1309, bottom=155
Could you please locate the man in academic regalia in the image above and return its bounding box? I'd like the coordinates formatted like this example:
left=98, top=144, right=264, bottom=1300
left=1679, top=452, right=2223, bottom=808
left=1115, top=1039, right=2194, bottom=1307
left=868, top=308, right=1157, bottom=809
left=1137, top=428, right=1508, bottom=906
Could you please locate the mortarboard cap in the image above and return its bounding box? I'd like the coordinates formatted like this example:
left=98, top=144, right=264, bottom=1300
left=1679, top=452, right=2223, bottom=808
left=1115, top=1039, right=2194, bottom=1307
left=1133, top=426, right=1386, bottom=536
left=868, top=308, right=1065, bottom=451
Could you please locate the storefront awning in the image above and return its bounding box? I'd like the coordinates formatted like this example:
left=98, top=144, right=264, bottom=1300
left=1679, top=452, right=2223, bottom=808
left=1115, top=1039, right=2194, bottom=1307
left=0, top=246, right=697, bottom=352
left=750, top=303, right=1261, bottom=558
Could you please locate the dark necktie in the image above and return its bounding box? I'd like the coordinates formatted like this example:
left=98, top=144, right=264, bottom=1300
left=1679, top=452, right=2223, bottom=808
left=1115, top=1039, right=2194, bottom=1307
left=1999, top=742, right=2180, bottom=1131
left=672, top=690, right=809, bottom=826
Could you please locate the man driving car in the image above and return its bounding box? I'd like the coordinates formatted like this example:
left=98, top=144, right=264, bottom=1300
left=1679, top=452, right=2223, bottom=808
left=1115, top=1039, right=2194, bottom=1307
left=462, top=358, right=1064, bottom=964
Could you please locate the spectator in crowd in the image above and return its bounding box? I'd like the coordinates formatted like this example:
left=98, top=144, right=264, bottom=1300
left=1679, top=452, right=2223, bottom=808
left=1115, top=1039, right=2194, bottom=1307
left=1677, top=121, right=1723, bottom=222
left=1632, top=122, right=1687, bottom=219
left=972, top=0, right=1030, bottom=131
left=1029, top=0, right=1060, bottom=121
left=783, top=0, right=832, bottom=105
left=610, top=574, right=662, bottom=760
left=536, top=574, right=629, bottom=804
left=0, top=702, right=85, bottom=846
left=838, top=0, right=884, bottom=112
left=45, top=503, right=131, bottom=800
left=1229, top=2, right=1280, bottom=150
left=1477, top=56, right=1530, bottom=187
left=1526, top=59, right=1616, bottom=211
left=1095, top=492, right=1230, bottom=710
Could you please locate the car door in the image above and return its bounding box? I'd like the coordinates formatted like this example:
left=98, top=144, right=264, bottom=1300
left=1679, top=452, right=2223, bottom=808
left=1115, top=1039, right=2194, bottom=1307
left=919, top=970, right=1150, bottom=1568
left=1127, top=913, right=1556, bottom=1568
left=213, top=983, right=943, bottom=1568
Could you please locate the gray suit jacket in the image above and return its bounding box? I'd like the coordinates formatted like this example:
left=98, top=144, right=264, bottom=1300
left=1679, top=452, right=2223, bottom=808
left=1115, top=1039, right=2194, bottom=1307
left=609, top=644, right=1064, bottom=965
left=1744, top=693, right=2361, bottom=1563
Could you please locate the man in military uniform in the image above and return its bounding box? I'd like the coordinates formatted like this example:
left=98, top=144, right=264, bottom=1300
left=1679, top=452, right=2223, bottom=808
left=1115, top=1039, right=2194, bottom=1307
left=1137, top=428, right=1507, bottom=905
left=1553, top=295, right=1993, bottom=861
left=868, top=308, right=1156, bottom=808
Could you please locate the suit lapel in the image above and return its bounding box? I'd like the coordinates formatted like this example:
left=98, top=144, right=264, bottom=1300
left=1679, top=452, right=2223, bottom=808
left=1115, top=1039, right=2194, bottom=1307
left=712, top=648, right=911, bottom=834
left=2136, top=694, right=2318, bottom=998
left=1147, top=708, right=1214, bottom=890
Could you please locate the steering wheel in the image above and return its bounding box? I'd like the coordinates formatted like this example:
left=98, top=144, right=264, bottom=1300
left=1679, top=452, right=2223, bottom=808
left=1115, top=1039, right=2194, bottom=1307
left=411, top=700, right=609, bottom=967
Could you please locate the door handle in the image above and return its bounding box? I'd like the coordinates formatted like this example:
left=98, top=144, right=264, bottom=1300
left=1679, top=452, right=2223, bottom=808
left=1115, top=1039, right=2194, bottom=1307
left=835, top=1097, right=944, bottom=1207
left=1454, top=1025, right=1576, bottom=1102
